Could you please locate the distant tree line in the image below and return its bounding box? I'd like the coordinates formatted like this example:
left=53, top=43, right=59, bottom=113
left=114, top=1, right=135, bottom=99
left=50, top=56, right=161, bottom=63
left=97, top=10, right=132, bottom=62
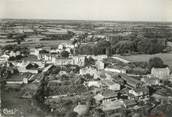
left=41, top=31, right=75, bottom=41
left=76, top=33, right=167, bottom=55
left=7, top=33, right=27, bottom=44
left=76, top=40, right=111, bottom=56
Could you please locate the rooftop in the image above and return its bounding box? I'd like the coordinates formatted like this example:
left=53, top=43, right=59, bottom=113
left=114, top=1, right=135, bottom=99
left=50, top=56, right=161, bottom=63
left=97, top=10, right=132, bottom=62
left=101, top=100, right=124, bottom=111
left=101, top=89, right=118, bottom=98
left=119, top=74, right=142, bottom=84
left=73, top=104, right=88, bottom=115
left=7, top=72, right=34, bottom=81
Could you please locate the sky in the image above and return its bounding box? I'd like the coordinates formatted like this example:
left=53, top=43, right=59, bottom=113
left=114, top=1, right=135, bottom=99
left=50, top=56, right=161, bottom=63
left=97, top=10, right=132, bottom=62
left=0, top=0, right=172, bottom=22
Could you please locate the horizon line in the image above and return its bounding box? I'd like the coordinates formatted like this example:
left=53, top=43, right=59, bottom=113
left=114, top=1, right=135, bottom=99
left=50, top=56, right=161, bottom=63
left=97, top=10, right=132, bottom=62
left=1, top=18, right=172, bottom=23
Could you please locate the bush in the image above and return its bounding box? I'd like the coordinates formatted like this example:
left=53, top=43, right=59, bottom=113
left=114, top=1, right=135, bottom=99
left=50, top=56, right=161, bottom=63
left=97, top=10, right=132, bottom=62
left=61, top=51, right=69, bottom=58
left=112, top=40, right=136, bottom=54
left=26, top=63, right=39, bottom=69
left=148, top=57, right=167, bottom=71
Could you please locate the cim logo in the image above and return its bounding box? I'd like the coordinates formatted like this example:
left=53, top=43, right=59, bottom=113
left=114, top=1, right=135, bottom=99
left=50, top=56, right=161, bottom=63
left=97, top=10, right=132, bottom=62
left=2, top=108, right=18, bottom=116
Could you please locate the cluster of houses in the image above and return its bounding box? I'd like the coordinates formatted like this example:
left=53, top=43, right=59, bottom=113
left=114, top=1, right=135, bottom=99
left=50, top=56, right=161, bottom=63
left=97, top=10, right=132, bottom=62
left=1, top=20, right=172, bottom=117
left=40, top=51, right=171, bottom=116
left=72, top=57, right=172, bottom=116
left=30, top=44, right=87, bottom=66
left=1, top=42, right=172, bottom=117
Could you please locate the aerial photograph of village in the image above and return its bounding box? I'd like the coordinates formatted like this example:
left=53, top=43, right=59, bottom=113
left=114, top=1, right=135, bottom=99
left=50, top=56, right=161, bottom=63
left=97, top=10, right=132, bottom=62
left=0, top=0, right=172, bottom=117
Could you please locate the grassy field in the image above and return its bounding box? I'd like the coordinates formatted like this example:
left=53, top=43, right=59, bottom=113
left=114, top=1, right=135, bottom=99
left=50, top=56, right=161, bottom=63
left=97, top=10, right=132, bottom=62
left=122, top=53, right=172, bottom=69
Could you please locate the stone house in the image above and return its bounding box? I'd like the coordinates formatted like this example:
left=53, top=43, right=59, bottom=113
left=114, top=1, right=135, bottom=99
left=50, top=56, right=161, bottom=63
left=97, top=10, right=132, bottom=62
left=151, top=67, right=170, bottom=80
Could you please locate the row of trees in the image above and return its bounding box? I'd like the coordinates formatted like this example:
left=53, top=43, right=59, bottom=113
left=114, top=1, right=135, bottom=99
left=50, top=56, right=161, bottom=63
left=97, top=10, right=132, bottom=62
left=76, top=37, right=167, bottom=55
left=77, top=40, right=111, bottom=55
left=7, top=33, right=27, bottom=44
left=8, top=55, right=23, bottom=61
left=111, top=38, right=166, bottom=54
left=41, top=31, right=75, bottom=41
left=2, top=45, right=30, bottom=56
left=74, top=26, right=170, bottom=55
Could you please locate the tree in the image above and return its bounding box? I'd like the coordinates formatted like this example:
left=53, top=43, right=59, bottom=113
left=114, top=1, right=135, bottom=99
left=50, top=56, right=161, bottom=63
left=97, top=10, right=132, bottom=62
left=14, top=34, right=26, bottom=44
left=74, top=77, right=85, bottom=85
left=148, top=57, right=167, bottom=70
left=85, top=57, right=95, bottom=66
left=20, top=47, right=30, bottom=56
left=26, top=63, right=39, bottom=69
left=65, top=111, right=78, bottom=117
left=96, top=40, right=111, bottom=55
left=78, top=44, right=94, bottom=55
left=112, top=40, right=135, bottom=54
left=87, top=97, right=96, bottom=108
left=83, top=74, right=93, bottom=80
left=2, top=45, right=29, bottom=56
left=7, top=33, right=14, bottom=39
left=61, top=51, right=70, bottom=58
left=92, top=109, right=105, bottom=117
left=39, top=49, right=49, bottom=54
left=106, top=47, right=112, bottom=57
left=2, top=44, right=16, bottom=52
left=8, top=56, right=16, bottom=61
left=15, top=55, right=23, bottom=60
left=51, top=66, right=61, bottom=74
left=72, top=39, right=78, bottom=45
left=137, top=38, right=166, bottom=54
left=67, top=31, right=75, bottom=37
